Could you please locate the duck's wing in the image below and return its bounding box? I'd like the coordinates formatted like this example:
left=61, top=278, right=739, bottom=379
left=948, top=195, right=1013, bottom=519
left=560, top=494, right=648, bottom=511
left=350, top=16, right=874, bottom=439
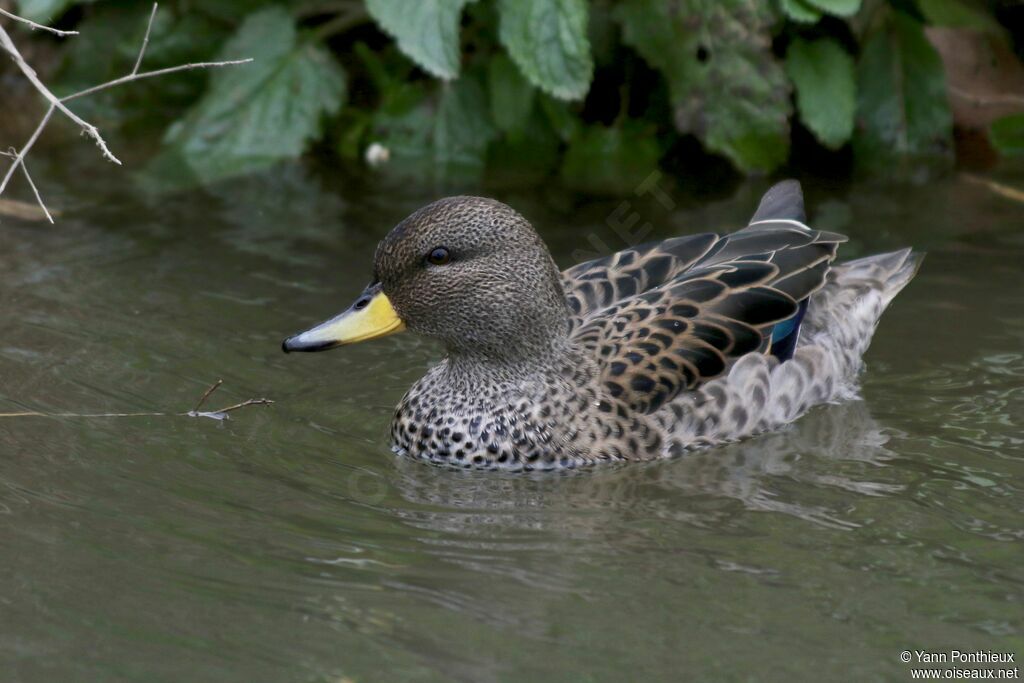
left=562, top=233, right=720, bottom=327
left=566, top=180, right=848, bottom=413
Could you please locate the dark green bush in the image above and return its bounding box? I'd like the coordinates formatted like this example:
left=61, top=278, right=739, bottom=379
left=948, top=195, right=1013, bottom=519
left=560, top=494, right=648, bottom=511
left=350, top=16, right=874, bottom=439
left=14, top=0, right=1024, bottom=188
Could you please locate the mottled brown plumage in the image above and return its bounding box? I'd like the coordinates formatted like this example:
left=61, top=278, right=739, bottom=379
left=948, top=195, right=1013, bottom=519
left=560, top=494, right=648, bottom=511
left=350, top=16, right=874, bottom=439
left=285, top=181, right=922, bottom=471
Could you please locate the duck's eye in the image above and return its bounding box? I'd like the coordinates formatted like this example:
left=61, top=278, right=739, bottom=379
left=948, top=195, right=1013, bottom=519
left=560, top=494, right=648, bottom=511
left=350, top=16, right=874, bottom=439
left=426, top=247, right=451, bottom=266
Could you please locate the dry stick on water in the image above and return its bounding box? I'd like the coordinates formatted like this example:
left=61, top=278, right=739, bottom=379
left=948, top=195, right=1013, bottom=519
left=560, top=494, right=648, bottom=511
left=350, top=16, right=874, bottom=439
left=0, top=380, right=274, bottom=421
left=186, top=379, right=274, bottom=419
left=0, top=3, right=253, bottom=221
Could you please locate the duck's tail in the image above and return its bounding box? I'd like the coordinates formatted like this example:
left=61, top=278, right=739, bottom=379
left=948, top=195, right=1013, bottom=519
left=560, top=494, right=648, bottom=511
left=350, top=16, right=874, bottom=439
left=659, top=247, right=922, bottom=454
left=800, top=247, right=924, bottom=398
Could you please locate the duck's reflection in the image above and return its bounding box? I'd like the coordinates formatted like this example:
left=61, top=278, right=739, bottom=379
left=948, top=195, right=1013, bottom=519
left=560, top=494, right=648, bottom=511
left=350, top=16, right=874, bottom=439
left=386, top=398, right=903, bottom=536
left=385, top=401, right=905, bottom=540
left=308, top=400, right=904, bottom=682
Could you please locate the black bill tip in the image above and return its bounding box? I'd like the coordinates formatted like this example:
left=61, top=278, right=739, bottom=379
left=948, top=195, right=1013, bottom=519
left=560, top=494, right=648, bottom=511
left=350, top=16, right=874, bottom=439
left=281, top=335, right=337, bottom=353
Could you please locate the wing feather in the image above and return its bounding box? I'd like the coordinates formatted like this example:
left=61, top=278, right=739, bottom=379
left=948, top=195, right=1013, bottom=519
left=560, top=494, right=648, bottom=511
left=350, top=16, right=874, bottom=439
left=562, top=180, right=848, bottom=413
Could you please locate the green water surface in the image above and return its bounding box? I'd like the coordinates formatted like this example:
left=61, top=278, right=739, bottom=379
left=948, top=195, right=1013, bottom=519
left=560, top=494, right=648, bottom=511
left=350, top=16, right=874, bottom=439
left=1, top=162, right=1022, bottom=682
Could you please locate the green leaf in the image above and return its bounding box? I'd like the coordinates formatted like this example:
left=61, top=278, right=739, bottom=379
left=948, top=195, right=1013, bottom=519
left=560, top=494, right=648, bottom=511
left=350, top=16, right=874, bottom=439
left=853, top=11, right=953, bottom=170
left=195, top=0, right=277, bottom=24
left=616, top=0, right=791, bottom=173
left=561, top=123, right=661, bottom=194
left=434, top=75, right=497, bottom=164
left=914, top=0, right=1003, bottom=32
left=488, top=53, right=535, bottom=134
left=786, top=38, right=856, bottom=149
left=497, top=0, right=593, bottom=101
left=539, top=95, right=580, bottom=142
left=990, top=114, right=1024, bottom=156
left=802, top=0, right=861, bottom=17
left=779, top=0, right=823, bottom=23
left=372, top=72, right=497, bottom=178
left=365, top=0, right=471, bottom=80
left=487, top=105, right=562, bottom=183
left=157, top=6, right=347, bottom=183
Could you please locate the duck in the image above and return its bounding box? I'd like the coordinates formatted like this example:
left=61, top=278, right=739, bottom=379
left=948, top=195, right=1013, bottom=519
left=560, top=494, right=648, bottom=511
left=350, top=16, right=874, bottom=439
left=283, top=181, right=921, bottom=472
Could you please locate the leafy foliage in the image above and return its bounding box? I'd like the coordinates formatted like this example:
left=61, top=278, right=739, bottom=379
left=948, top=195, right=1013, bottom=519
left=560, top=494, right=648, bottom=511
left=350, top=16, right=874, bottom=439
left=370, top=70, right=497, bottom=179
left=497, top=0, right=593, bottom=101
left=802, top=0, right=861, bottom=18
left=560, top=123, right=660, bottom=193
left=853, top=10, right=954, bottom=171
left=780, top=0, right=823, bottom=23
left=365, top=0, right=471, bottom=80
left=990, top=114, right=1024, bottom=156
left=786, top=38, right=856, bottom=150
left=487, top=54, right=535, bottom=135
left=914, top=0, right=1003, bottom=32
left=617, top=0, right=791, bottom=173
left=158, top=6, right=346, bottom=183
left=15, top=0, right=1023, bottom=186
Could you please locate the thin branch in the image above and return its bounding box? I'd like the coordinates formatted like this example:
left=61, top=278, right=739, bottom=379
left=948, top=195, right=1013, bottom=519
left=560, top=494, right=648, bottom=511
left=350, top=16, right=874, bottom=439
left=191, top=379, right=224, bottom=413
left=0, top=380, right=274, bottom=420
left=0, top=7, right=79, bottom=37
left=0, top=56, right=250, bottom=195
left=0, top=410, right=166, bottom=417
left=1, top=148, right=53, bottom=221
left=0, top=5, right=252, bottom=221
left=132, top=3, right=158, bottom=76
left=62, top=58, right=253, bottom=103
left=202, top=398, right=274, bottom=415
left=0, top=25, right=121, bottom=164
left=0, top=104, right=53, bottom=195
left=18, top=157, right=52, bottom=223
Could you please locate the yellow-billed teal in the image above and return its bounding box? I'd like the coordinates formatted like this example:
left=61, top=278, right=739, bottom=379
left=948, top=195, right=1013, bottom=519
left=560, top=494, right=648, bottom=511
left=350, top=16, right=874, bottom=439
left=283, top=181, right=921, bottom=472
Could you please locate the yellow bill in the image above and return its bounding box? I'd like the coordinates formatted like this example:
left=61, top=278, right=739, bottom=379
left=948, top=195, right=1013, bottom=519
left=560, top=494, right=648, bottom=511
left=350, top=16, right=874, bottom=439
left=282, top=284, right=405, bottom=352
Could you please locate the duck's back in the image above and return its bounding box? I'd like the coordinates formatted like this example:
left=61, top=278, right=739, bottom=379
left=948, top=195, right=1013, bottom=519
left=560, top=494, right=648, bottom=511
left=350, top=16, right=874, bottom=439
left=562, top=181, right=848, bottom=415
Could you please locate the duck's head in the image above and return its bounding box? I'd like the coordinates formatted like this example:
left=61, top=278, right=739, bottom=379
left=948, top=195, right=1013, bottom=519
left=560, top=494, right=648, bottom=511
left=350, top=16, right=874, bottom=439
left=282, top=196, right=569, bottom=360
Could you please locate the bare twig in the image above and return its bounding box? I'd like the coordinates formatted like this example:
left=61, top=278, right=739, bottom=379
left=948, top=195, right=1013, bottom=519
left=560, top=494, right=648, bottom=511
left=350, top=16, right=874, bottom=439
left=191, top=379, right=224, bottom=413
left=185, top=379, right=273, bottom=419
left=62, top=58, right=254, bottom=103
left=0, top=7, right=79, bottom=37
left=0, top=25, right=121, bottom=164
left=2, top=149, right=52, bottom=221
left=0, top=54, right=252, bottom=200
left=18, top=157, right=52, bottom=223
left=0, top=5, right=252, bottom=221
left=0, top=104, right=53, bottom=196
left=202, top=398, right=275, bottom=415
left=132, top=3, right=158, bottom=76
left=0, top=380, right=274, bottom=421
left=0, top=410, right=166, bottom=417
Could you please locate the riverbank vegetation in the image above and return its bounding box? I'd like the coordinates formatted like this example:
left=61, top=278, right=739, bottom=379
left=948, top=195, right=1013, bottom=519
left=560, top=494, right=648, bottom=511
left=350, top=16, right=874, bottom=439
left=3, top=0, right=1024, bottom=195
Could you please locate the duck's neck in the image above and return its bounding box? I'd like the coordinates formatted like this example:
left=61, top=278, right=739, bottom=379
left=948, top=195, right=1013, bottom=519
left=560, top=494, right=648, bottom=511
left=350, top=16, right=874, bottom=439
left=443, top=332, right=575, bottom=388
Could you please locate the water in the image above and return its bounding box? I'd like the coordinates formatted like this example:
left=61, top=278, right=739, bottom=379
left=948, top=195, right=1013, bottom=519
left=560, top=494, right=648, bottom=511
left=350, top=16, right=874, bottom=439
left=1, top=157, right=1022, bottom=682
